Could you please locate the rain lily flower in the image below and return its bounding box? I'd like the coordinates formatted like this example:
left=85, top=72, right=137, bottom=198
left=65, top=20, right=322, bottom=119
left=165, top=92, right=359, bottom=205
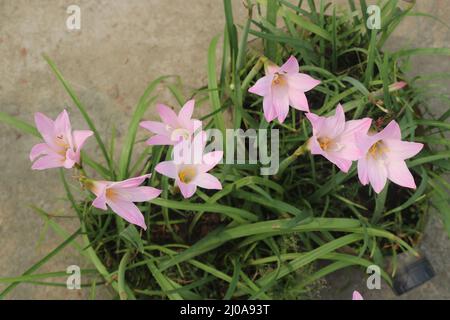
left=248, top=55, right=320, bottom=123
left=356, top=120, right=424, bottom=194
left=87, top=174, right=161, bottom=230
left=155, top=133, right=223, bottom=198
left=352, top=290, right=364, bottom=300
left=30, top=110, right=93, bottom=170
left=140, top=99, right=201, bottom=146
left=306, top=104, right=372, bottom=173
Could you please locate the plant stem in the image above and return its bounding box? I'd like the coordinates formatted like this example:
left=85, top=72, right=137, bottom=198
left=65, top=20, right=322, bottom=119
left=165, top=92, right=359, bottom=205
left=276, top=140, right=310, bottom=178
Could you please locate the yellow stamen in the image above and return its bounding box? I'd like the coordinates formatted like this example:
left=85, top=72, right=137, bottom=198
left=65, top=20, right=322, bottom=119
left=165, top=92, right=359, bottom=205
left=178, top=166, right=197, bottom=184
left=55, top=135, right=70, bottom=149
left=272, top=73, right=285, bottom=86
left=368, top=141, right=388, bottom=159
left=318, top=137, right=332, bottom=151
left=106, top=188, right=119, bottom=201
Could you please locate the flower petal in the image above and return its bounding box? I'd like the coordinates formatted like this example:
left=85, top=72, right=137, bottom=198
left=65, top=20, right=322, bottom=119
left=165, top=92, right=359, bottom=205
left=73, top=130, right=93, bottom=150
left=305, top=112, right=322, bottom=135
left=178, top=99, right=195, bottom=127
left=31, top=154, right=64, bottom=170
left=279, top=55, right=299, bottom=74
left=384, top=140, right=424, bottom=160
left=92, top=190, right=108, bottom=210
left=367, top=157, right=387, bottom=193
left=272, top=85, right=289, bottom=123
left=377, top=120, right=401, bottom=141
left=30, top=143, right=49, bottom=161
left=146, top=135, right=174, bottom=146
left=357, top=158, right=369, bottom=185
left=248, top=75, right=273, bottom=96
left=107, top=199, right=147, bottom=230
left=178, top=181, right=197, bottom=198
left=320, top=104, right=346, bottom=138
left=263, top=94, right=277, bottom=122
left=140, top=120, right=169, bottom=135
left=63, top=149, right=77, bottom=168
left=34, top=112, right=54, bottom=136
left=323, top=153, right=353, bottom=173
left=34, top=112, right=58, bottom=148
left=201, top=151, right=223, bottom=172
left=387, top=160, right=416, bottom=189
left=288, top=90, right=309, bottom=112
left=120, top=186, right=162, bottom=202
left=194, top=173, right=222, bottom=190
left=157, top=104, right=179, bottom=127
left=155, top=161, right=178, bottom=179
left=54, top=109, right=72, bottom=134
left=110, top=174, right=151, bottom=189
left=352, top=291, right=363, bottom=300
left=340, top=118, right=372, bottom=142
left=287, top=73, right=321, bottom=92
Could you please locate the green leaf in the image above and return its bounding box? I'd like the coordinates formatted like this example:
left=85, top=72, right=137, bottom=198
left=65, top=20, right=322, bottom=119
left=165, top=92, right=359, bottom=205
left=0, top=112, right=40, bottom=137
left=280, top=6, right=332, bottom=41
left=120, top=225, right=145, bottom=253
left=207, top=36, right=226, bottom=136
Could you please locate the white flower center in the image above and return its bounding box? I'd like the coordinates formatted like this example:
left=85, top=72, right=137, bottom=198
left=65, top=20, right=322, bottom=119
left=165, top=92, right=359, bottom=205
left=368, top=141, right=388, bottom=159
left=178, top=166, right=197, bottom=184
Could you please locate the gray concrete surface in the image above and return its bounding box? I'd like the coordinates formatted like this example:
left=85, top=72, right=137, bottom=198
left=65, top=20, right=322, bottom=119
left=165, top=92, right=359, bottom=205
left=0, top=0, right=448, bottom=299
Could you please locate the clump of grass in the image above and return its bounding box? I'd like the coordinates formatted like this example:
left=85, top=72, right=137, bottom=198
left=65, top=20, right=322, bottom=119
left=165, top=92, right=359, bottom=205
left=1, top=0, right=449, bottom=299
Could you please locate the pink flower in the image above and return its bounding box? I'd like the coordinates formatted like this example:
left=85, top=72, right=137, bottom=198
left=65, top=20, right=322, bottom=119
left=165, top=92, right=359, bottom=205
left=352, top=290, right=364, bottom=300
left=88, top=174, right=161, bottom=230
left=30, top=110, right=93, bottom=170
left=248, top=55, right=320, bottom=123
left=306, top=104, right=372, bottom=173
left=155, top=134, right=223, bottom=198
left=139, top=99, right=201, bottom=146
left=356, top=121, right=424, bottom=194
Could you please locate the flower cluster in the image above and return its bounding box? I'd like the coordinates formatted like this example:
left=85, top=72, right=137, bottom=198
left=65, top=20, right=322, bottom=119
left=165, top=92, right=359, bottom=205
left=30, top=56, right=423, bottom=230
left=30, top=101, right=223, bottom=230
left=249, top=56, right=424, bottom=194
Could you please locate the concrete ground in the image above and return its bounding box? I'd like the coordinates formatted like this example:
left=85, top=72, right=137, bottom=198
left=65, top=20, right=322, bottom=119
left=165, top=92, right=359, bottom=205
left=0, top=1, right=448, bottom=299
